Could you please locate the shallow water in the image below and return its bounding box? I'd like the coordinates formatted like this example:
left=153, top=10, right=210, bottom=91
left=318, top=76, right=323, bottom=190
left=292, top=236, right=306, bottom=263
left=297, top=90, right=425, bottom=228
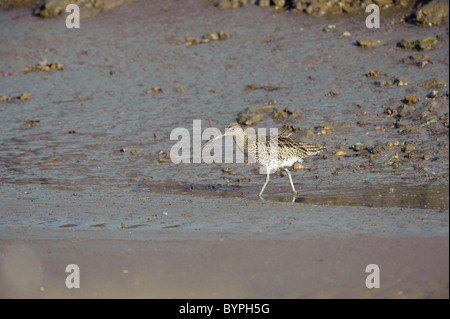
left=0, top=1, right=448, bottom=237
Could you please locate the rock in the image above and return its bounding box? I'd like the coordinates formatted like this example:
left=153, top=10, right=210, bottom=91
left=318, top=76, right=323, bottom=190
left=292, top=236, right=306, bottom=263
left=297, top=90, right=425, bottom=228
left=415, top=0, right=450, bottom=26
left=403, top=94, right=419, bottom=104
left=419, top=78, right=448, bottom=89
left=399, top=37, right=439, bottom=51
left=301, top=127, right=315, bottom=138
left=145, top=86, right=163, bottom=94
left=427, top=90, right=440, bottom=98
left=283, top=107, right=299, bottom=118
left=402, top=144, right=415, bottom=153
left=25, top=120, right=40, bottom=127
left=19, top=92, right=31, bottom=101
left=339, top=123, right=356, bottom=129
left=351, top=142, right=370, bottom=152
left=375, top=80, right=394, bottom=87
left=366, top=70, right=382, bottom=77
left=325, top=90, right=340, bottom=97
left=398, top=103, right=417, bottom=117
left=35, top=1, right=68, bottom=18
left=0, top=94, right=12, bottom=103
left=394, top=120, right=408, bottom=128
left=357, top=38, right=383, bottom=48
left=395, top=79, right=409, bottom=87
left=246, top=84, right=285, bottom=91
left=357, top=120, right=372, bottom=126
left=204, top=32, right=219, bottom=41
left=293, top=162, right=304, bottom=170
left=22, top=59, right=63, bottom=73
left=273, top=0, right=285, bottom=8
left=271, top=107, right=288, bottom=120
left=386, top=141, right=400, bottom=148
left=218, top=0, right=233, bottom=9
left=222, top=168, right=237, bottom=175
left=410, top=52, right=430, bottom=61
left=186, top=31, right=233, bottom=45
left=368, top=145, right=383, bottom=154
left=323, top=25, right=336, bottom=32
left=1, top=92, right=31, bottom=102
left=246, top=105, right=273, bottom=114
left=237, top=114, right=248, bottom=124
left=335, top=150, right=347, bottom=156
left=395, top=0, right=416, bottom=9
left=244, top=113, right=264, bottom=125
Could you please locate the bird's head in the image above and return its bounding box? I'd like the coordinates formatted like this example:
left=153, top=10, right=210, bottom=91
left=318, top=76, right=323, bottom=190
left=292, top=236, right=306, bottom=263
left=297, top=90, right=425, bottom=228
left=201, top=122, right=243, bottom=150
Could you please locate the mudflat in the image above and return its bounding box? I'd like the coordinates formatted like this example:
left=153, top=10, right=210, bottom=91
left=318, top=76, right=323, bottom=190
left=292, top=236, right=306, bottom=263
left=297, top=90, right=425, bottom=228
left=0, top=0, right=448, bottom=298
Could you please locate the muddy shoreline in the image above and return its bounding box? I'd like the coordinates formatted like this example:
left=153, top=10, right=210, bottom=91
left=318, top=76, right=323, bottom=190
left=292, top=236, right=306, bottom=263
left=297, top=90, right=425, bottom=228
left=0, top=0, right=448, bottom=298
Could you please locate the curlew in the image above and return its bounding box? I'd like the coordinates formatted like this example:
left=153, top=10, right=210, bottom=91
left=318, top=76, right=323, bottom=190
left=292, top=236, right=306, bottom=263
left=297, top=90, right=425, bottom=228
left=201, top=123, right=325, bottom=199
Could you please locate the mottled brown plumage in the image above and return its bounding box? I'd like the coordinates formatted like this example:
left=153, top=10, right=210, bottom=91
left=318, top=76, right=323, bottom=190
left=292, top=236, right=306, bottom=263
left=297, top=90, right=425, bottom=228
left=202, top=123, right=326, bottom=199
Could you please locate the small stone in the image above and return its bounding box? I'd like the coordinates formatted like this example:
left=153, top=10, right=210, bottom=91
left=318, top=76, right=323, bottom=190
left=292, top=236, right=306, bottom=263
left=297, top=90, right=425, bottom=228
left=386, top=141, right=400, bottom=148
left=237, top=114, right=248, bottom=124
left=366, top=70, right=382, bottom=78
left=427, top=90, right=440, bottom=99
left=293, top=162, right=304, bottom=170
left=351, top=142, right=370, bottom=152
left=283, top=107, right=299, bottom=118
left=25, top=120, right=40, bottom=127
left=415, top=1, right=450, bottom=26
left=245, top=113, right=264, bottom=125
left=222, top=168, right=237, bottom=175
left=19, top=92, right=31, bottom=101
left=357, top=39, right=383, bottom=48
left=375, top=80, right=394, bottom=87
left=325, top=91, right=339, bottom=97
left=335, top=151, right=347, bottom=156
left=340, top=123, right=356, bottom=129
left=402, top=144, right=415, bottom=153
left=404, top=94, right=419, bottom=104
left=419, top=78, right=448, bottom=89
left=323, top=25, right=336, bottom=33
left=218, top=1, right=232, bottom=9
left=259, top=0, right=270, bottom=7
left=357, top=120, right=372, bottom=126
left=399, top=37, right=439, bottom=51
left=396, top=80, right=409, bottom=87
left=271, top=108, right=288, bottom=120
left=246, top=105, right=273, bottom=114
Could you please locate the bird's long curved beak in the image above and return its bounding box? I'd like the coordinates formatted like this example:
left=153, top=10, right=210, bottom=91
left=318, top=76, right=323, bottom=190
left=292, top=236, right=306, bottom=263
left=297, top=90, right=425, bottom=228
left=200, top=132, right=227, bottom=150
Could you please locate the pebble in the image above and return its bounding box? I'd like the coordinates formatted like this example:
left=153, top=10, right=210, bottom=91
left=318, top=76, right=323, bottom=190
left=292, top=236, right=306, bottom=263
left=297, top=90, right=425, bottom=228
left=356, top=39, right=383, bottom=48
left=335, top=151, right=347, bottom=156
left=419, top=78, right=448, bottom=89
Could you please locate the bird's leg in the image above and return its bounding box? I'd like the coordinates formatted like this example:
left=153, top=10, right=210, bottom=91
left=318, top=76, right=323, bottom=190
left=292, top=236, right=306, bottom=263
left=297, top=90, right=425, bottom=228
left=282, top=168, right=297, bottom=195
left=259, top=171, right=271, bottom=199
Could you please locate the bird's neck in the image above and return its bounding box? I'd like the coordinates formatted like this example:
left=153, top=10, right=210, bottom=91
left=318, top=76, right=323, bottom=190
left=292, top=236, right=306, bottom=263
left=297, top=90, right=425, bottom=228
left=233, top=128, right=248, bottom=154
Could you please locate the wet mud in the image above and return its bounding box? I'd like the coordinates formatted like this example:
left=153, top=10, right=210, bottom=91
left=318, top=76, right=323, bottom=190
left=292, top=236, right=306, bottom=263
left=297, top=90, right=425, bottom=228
left=0, top=0, right=448, bottom=298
